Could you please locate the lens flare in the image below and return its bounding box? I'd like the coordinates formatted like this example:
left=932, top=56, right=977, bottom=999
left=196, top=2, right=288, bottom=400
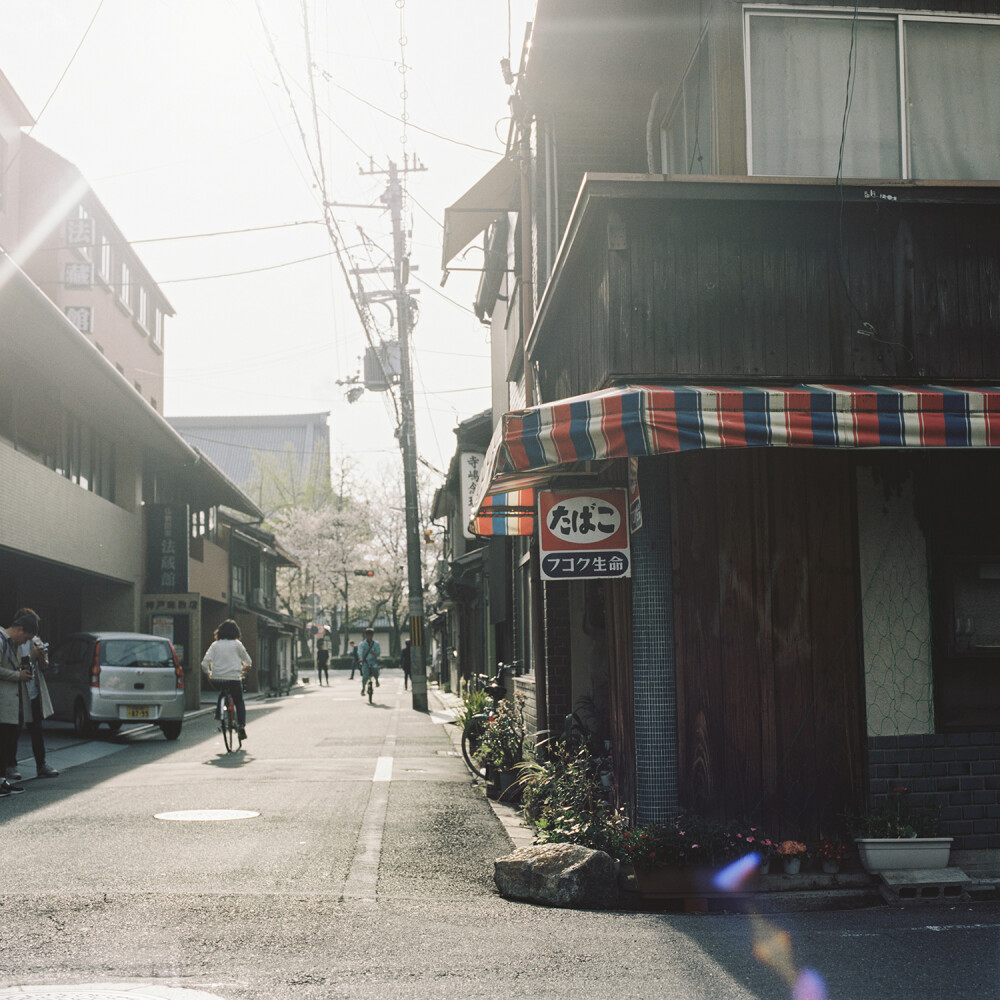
left=793, top=968, right=828, bottom=1000
left=752, top=918, right=797, bottom=984
left=713, top=851, right=761, bottom=891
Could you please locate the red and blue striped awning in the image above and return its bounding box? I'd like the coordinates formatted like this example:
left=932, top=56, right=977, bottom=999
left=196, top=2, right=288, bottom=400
left=469, top=383, right=1000, bottom=536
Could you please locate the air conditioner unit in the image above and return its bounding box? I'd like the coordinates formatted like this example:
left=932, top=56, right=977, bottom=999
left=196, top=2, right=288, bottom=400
left=252, top=587, right=265, bottom=606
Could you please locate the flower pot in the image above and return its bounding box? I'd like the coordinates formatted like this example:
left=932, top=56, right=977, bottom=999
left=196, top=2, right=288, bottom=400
left=633, top=864, right=759, bottom=900
left=821, top=860, right=841, bottom=874
left=855, top=837, right=953, bottom=873
left=759, top=858, right=771, bottom=875
left=782, top=856, right=802, bottom=875
left=485, top=765, right=520, bottom=802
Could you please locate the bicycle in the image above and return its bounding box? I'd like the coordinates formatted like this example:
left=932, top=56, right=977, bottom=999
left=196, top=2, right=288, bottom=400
left=460, top=671, right=506, bottom=778
left=211, top=678, right=243, bottom=753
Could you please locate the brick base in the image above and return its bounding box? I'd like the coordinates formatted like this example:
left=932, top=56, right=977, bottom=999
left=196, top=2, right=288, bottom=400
left=868, top=732, right=1000, bottom=849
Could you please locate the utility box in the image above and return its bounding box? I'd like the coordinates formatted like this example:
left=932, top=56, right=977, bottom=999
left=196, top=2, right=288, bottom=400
left=364, top=340, right=401, bottom=391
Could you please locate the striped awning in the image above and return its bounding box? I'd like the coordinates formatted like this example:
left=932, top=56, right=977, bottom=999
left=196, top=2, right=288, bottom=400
left=468, top=383, right=1000, bottom=536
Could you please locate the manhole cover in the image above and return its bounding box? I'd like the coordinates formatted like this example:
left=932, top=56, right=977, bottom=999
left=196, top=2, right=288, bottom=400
left=0, top=988, right=227, bottom=999
left=154, top=809, right=259, bottom=822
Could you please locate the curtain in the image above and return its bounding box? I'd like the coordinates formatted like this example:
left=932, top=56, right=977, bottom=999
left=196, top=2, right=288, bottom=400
left=749, top=14, right=900, bottom=178
left=906, top=21, right=1000, bottom=181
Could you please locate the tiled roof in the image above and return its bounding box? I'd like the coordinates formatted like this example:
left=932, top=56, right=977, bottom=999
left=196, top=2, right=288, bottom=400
left=168, top=413, right=331, bottom=497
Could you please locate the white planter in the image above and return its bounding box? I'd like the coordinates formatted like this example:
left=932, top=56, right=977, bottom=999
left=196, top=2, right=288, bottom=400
left=855, top=837, right=953, bottom=873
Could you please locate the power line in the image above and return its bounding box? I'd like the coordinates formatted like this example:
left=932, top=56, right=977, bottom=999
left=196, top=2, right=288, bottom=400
left=30, top=0, right=106, bottom=133
left=320, top=74, right=501, bottom=156
left=36, top=220, right=327, bottom=255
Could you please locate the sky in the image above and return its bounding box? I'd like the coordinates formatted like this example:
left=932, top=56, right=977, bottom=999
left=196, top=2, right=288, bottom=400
left=0, top=0, right=535, bottom=481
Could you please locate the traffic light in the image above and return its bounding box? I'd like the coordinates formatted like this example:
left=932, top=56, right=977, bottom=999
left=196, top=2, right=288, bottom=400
left=353, top=569, right=375, bottom=577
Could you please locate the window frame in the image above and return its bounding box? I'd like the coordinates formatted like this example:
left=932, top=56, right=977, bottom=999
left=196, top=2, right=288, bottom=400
left=660, top=26, right=716, bottom=176
left=744, top=6, right=1000, bottom=180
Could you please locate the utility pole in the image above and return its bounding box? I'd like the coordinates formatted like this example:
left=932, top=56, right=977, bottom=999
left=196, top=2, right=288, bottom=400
left=361, top=154, right=429, bottom=711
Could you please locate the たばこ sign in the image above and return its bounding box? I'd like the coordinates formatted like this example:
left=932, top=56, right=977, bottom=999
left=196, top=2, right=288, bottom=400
left=538, top=489, right=630, bottom=580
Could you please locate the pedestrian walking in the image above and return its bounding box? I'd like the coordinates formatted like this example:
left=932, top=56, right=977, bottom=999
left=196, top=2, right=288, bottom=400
left=316, top=639, right=330, bottom=686
left=201, top=619, right=252, bottom=741
left=357, top=628, right=380, bottom=696
left=0, top=612, right=39, bottom=796
left=400, top=639, right=411, bottom=691
left=13, top=607, right=57, bottom=779
left=348, top=640, right=359, bottom=680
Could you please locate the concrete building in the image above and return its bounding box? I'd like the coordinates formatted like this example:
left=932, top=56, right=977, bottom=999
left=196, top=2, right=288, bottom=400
left=0, top=69, right=300, bottom=700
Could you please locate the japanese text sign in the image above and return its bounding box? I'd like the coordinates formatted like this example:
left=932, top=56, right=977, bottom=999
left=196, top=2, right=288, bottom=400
left=145, top=503, right=190, bottom=594
left=538, top=489, right=631, bottom=580
left=459, top=451, right=485, bottom=540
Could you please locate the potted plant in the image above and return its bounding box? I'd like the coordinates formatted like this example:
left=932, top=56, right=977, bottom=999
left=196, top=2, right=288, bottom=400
left=847, top=785, right=951, bottom=873
left=616, top=815, right=763, bottom=898
left=816, top=838, right=847, bottom=874
left=776, top=840, right=808, bottom=874
left=475, top=692, right=526, bottom=799
left=756, top=837, right=777, bottom=874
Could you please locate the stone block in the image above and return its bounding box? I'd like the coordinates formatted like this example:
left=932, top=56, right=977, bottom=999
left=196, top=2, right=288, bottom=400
left=494, top=843, right=619, bottom=909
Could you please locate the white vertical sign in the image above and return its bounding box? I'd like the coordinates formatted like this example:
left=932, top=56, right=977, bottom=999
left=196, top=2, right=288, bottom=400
left=460, top=452, right=485, bottom=539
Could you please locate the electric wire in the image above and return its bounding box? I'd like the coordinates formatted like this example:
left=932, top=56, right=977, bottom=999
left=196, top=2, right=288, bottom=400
left=29, top=0, right=106, bottom=132
left=321, top=76, right=500, bottom=156
left=253, top=0, right=400, bottom=425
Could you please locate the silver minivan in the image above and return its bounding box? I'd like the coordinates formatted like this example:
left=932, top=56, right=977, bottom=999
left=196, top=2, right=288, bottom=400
left=46, top=631, right=185, bottom=740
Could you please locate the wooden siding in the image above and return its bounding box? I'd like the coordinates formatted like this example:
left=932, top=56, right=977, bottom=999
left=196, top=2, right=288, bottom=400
left=669, top=448, right=865, bottom=837
left=531, top=181, right=1000, bottom=398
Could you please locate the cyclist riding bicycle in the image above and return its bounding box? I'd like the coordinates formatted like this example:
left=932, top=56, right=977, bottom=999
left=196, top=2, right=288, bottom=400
left=201, top=618, right=251, bottom=740
left=357, top=627, right=380, bottom=697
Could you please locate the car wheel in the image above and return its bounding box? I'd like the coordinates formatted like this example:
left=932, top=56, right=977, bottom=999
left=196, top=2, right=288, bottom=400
left=159, top=720, right=182, bottom=740
left=73, top=700, right=96, bottom=738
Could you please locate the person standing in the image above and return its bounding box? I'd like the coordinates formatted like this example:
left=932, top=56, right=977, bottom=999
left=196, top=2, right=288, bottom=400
left=201, top=619, right=252, bottom=741
left=357, top=628, right=380, bottom=696
left=0, top=612, right=38, bottom=796
left=400, top=639, right=411, bottom=691
left=348, top=640, right=359, bottom=680
left=315, top=640, right=330, bottom=686
left=13, top=607, right=57, bottom=779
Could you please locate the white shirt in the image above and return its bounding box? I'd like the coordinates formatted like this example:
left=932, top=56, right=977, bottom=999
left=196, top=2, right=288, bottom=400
left=201, top=639, right=251, bottom=680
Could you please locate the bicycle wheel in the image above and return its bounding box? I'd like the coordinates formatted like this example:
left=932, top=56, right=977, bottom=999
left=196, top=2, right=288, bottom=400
left=461, top=714, right=488, bottom=779
left=221, top=696, right=235, bottom=752
left=367, top=679, right=373, bottom=704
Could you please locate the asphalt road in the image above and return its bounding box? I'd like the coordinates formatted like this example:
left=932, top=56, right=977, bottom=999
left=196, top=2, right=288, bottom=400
left=2, top=671, right=999, bottom=1000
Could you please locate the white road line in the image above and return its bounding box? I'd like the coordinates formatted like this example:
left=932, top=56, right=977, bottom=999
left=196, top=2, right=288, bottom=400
left=373, top=756, right=393, bottom=782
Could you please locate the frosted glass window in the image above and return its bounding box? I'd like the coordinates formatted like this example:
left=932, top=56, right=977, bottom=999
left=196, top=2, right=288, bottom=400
left=905, top=21, right=1000, bottom=180
left=749, top=14, right=900, bottom=178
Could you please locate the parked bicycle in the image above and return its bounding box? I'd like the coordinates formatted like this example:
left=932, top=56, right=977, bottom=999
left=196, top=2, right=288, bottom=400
left=460, top=671, right=507, bottom=778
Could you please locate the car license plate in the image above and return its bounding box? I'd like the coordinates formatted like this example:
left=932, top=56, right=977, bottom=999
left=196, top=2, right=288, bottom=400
left=125, top=706, right=150, bottom=719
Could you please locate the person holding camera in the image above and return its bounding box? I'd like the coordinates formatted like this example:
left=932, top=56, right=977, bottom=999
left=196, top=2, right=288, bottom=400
left=12, top=607, right=58, bottom=780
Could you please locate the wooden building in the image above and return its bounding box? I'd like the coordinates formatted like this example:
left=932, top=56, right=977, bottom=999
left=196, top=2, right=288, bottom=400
left=451, top=1, right=1000, bottom=845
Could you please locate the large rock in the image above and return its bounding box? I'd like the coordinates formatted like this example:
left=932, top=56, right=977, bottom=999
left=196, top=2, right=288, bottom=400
left=494, top=843, right=618, bottom=909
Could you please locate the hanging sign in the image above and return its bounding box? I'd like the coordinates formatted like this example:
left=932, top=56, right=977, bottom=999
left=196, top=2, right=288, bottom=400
left=538, top=489, right=631, bottom=580
left=460, top=451, right=486, bottom=540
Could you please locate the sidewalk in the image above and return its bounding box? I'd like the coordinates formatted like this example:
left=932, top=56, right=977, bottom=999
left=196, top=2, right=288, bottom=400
left=426, top=683, right=1000, bottom=912
left=427, top=683, right=535, bottom=851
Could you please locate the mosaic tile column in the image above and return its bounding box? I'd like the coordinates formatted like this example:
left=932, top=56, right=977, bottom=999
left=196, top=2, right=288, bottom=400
left=631, top=459, right=678, bottom=825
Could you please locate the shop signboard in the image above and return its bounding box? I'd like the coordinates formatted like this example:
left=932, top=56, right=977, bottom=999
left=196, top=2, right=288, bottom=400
left=145, top=503, right=190, bottom=594
left=538, top=489, right=630, bottom=580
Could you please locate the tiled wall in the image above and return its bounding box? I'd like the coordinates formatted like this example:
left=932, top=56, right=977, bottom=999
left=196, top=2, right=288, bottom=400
left=631, top=461, right=678, bottom=825
left=868, top=733, right=1000, bottom=849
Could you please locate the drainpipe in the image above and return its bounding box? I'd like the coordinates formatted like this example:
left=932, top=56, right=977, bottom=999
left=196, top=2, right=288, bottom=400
left=519, top=123, right=535, bottom=407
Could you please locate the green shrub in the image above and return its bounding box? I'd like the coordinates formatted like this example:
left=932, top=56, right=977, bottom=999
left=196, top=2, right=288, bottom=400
left=474, top=693, right=526, bottom=770
left=515, top=739, right=626, bottom=857
left=453, top=686, right=489, bottom=730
